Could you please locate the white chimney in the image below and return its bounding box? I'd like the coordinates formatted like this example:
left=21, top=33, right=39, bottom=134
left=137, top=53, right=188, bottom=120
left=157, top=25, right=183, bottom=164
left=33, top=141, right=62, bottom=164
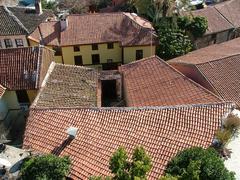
left=60, top=14, right=68, bottom=31
left=35, top=0, right=43, bottom=15
left=66, top=127, right=78, bottom=138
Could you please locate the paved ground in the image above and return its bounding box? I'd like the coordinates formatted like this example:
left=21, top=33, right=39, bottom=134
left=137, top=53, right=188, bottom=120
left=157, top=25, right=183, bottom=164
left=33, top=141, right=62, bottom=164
left=0, top=110, right=28, bottom=147
left=224, top=109, right=240, bottom=179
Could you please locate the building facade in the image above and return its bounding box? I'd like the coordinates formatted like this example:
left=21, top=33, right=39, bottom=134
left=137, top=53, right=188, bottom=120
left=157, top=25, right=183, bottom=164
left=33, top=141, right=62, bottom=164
left=28, top=13, right=158, bottom=69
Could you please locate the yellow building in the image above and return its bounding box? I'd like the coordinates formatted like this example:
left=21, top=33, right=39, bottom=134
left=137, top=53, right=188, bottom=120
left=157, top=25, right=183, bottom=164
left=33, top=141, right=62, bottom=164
left=0, top=5, right=53, bottom=49
left=28, top=12, right=158, bottom=70
left=0, top=46, right=54, bottom=115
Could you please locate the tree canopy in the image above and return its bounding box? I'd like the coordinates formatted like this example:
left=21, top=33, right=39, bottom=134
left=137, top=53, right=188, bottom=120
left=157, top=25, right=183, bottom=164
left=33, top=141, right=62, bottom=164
left=162, top=147, right=235, bottom=180
left=20, top=154, right=71, bottom=180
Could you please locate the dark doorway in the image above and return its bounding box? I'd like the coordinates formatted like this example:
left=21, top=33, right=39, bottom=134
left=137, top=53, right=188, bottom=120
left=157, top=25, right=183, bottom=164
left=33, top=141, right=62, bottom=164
left=102, top=80, right=117, bottom=106
left=16, top=90, right=30, bottom=104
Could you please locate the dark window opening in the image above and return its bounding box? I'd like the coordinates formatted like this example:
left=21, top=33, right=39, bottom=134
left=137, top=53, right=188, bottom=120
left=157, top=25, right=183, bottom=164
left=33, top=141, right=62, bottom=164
left=212, top=34, right=217, bottom=44
left=15, top=39, right=24, bottom=47
left=107, top=43, right=114, bottom=49
left=136, top=50, right=143, bottom=60
left=16, top=90, right=30, bottom=104
left=92, top=44, right=98, bottom=50
left=4, top=39, right=13, bottom=48
left=101, top=80, right=117, bottom=106
left=73, top=46, right=80, bottom=52
left=102, top=62, right=118, bottom=70
left=53, top=46, right=62, bottom=56
left=74, top=55, right=83, bottom=66
left=92, top=54, right=100, bottom=64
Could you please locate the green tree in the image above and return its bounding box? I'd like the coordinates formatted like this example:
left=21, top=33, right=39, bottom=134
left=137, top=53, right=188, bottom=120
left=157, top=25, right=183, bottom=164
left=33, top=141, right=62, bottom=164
left=21, top=154, right=71, bottom=180
left=91, top=146, right=152, bottom=180
left=164, top=147, right=235, bottom=180
left=157, top=24, right=192, bottom=60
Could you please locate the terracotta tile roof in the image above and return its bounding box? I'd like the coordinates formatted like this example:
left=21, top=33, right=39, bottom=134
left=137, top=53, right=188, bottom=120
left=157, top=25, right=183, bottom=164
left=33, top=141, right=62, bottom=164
left=185, top=6, right=233, bottom=35
left=0, top=84, right=6, bottom=98
left=23, top=102, right=235, bottom=179
left=196, top=54, right=240, bottom=107
left=32, top=63, right=99, bottom=108
left=168, top=37, right=240, bottom=64
left=119, top=56, right=222, bottom=107
left=8, top=7, right=53, bottom=34
left=29, top=21, right=61, bottom=46
left=0, top=46, right=54, bottom=90
left=215, top=0, right=240, bottom=28
left=0, top=6, right=53, bottom=35
left=29, top=13, right=158, bottom=47
left=0, top=6, right=27, bottom=35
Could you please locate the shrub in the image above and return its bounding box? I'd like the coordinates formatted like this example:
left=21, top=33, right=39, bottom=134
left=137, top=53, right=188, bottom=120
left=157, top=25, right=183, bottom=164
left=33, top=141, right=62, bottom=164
left=164, top=147, right=235, bottom=180
left=157, top=26, right=193, bottom=60
left=21, top=154, right=71, bottom=180
left=177, top=16, right=208, bottom=38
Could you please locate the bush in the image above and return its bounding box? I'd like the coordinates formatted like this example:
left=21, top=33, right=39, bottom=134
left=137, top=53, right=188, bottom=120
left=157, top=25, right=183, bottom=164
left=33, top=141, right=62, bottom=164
left=21, top=154, right=71, bottom=180
left=177, top=16, right=208, bottom=38
left=164, top=147, right=235, bottom=180
left=157, top=26, right=192, bottom=60
left=91, top=146, right=152, bottom=179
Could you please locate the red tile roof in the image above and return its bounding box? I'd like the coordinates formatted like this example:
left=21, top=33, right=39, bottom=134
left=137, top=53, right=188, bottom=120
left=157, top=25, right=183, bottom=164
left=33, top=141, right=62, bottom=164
left=23, top=102, right=234, bottom=179
left=196, top=54, right=240, bottom=107
left=185, top=6, right=233, bottom=35
left=29, top=21, right=61, bottom=46
left=168, top=37, right=240, bottom=64
left=119, top=56, right=222, bottom=107
left=29, top=13, right=158, bottom=47
left=0, top=46, right=54, bottom=90
left=0, top=84, right=6, bottom=98
left=215, top=0, right=240, bottom=28
left=32, top=63, right=99, bottom=108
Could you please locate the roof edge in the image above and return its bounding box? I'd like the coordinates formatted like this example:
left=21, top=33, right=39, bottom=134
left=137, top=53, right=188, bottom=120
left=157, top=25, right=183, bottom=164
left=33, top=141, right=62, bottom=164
left=30, top=102, right=236, bottom=111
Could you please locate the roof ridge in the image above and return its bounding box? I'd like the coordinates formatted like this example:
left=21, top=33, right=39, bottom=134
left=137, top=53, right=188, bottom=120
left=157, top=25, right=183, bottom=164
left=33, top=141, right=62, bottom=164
left=31, top=102, right=235, bottom=111
left=54, top=63, right=97, bottom=71
left=4, top=6, right=29, bottom=34
left=196, top=53, right=240, bottom=65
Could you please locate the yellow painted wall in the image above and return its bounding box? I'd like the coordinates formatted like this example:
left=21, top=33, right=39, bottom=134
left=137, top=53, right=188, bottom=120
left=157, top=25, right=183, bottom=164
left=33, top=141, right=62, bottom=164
left=0, top=35, right=28, bottom=48
left=28, top=38, right=156, bottom=65
left=29, top=39, right=39, bottom=47
left=123, top=46, right=156, bottom=64
left=29, top=39, right=63, bottom=63
left=27, top=90, right=38, bottom=103
left=3, top=91, right=20, bottom=110
left=62, top=43, right=122, bottom=65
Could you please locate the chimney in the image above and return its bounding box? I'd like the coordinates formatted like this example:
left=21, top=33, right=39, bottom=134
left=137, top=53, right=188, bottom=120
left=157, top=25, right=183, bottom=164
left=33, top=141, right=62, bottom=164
left=35, top=0, right=42, bottom=15
left=60, top=14, right=68, bottom=31
left=66, top=127, right=78, bottom=139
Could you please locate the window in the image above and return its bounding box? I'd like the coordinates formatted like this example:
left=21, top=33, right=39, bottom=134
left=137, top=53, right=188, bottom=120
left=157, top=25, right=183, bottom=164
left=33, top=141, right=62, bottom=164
left=4, top=39, right=13, bottom=48
left=107, top=43, right=114, bottom=49
left=92, top=54, right=100, bottom=64
left=53, top=46, right=62, bottom=56
left=15, top=39, right=24, bottom=47
left=92, top=44, right=98, bottom=50
left=74, top=56, right=83, bottom=66
left=73, top=46, right=80, bottom=52
left=136, top=50, right=143, bottom=60
left=0, top=41, right=2, bottom=49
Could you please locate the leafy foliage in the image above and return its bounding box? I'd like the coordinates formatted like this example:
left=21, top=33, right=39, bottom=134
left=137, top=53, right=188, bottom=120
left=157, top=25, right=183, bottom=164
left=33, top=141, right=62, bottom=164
left=21, top=154, right=71, bottom=180
left=157, top=24, right=192, bottom=60
left=91, top=146, right=152, bottom=180
left=177, top=16, right=208, bottom=38
left=42, top=0, right=57, bottom=10
left=164, top=147, right=235, bottom=180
